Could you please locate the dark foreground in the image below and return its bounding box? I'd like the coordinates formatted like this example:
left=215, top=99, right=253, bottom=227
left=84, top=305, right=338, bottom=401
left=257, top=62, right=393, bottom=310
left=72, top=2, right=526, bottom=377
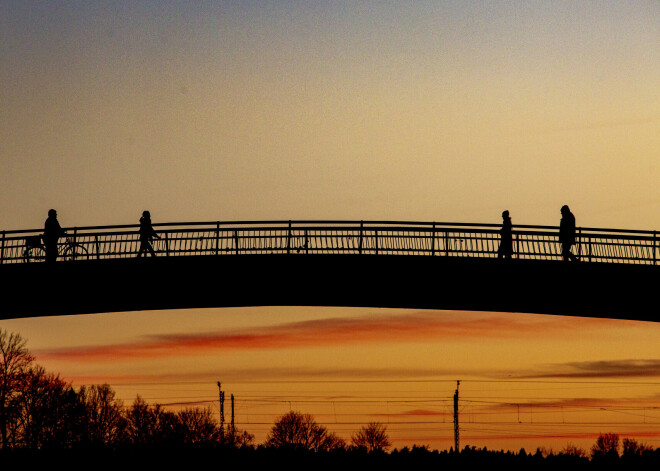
left=3, top=446, right=659, bottom=470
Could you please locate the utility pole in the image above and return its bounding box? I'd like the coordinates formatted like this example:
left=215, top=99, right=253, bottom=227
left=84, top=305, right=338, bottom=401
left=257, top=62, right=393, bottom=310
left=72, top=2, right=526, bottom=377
left=454, top=380, right=460, bottom=453
left=217, top=382, right=225, bottom=439
left=231, top=393, right=235, bottom=436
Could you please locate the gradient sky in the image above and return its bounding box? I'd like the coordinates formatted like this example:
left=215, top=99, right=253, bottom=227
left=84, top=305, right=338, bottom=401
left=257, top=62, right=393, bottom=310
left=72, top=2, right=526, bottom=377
left=1, top=0, right=659, bottom=452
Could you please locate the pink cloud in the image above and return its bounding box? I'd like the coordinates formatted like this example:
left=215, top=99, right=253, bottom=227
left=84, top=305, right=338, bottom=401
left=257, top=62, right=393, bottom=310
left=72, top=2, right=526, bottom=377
left=525, top=360, right=660, bottom=379
left=34, top=311, right=619, bottom=363
left=481, top=395, right=660, bottom=412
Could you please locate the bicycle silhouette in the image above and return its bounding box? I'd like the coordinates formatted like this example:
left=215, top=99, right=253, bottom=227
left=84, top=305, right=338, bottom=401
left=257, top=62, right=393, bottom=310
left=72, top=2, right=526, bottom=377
left=23, top=234, right=89, bottom=262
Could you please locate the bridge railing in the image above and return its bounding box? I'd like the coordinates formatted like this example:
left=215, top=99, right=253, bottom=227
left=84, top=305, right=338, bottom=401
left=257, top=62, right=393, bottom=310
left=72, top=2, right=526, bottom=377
left=1, top=221, right=657, bottom=265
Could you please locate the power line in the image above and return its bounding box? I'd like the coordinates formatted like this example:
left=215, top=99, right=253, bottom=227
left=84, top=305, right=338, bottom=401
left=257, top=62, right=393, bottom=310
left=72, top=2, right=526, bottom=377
left=104, top=376, right=659, bottom=449
left=101, top=378, right=660, bottom=386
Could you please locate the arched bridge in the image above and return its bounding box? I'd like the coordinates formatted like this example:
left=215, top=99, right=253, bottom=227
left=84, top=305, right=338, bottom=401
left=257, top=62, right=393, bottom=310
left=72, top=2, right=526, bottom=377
left=1, top=220, right=658, bottom=322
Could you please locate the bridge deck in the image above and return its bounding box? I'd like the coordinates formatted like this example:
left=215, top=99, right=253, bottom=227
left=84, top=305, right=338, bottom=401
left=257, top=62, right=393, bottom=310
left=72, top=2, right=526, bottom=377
left=1, top=254, right=657, bottom=322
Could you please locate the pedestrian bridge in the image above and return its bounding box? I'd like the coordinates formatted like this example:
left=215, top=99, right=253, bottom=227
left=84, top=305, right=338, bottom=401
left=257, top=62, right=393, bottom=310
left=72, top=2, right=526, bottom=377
left=1, top=220, right=658, bottom=322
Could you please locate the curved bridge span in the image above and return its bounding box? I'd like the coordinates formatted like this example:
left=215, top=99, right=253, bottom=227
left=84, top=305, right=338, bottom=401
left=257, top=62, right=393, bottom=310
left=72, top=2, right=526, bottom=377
left=1, top=220, right=658, bottom=322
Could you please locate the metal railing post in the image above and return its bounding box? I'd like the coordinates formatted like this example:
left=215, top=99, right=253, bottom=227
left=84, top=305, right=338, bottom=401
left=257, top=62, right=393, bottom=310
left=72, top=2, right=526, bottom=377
left=431, top=223, right=435, bottom=256
left=577, top=227, right=582, bottom=260
left=588, top=236, right=592, bottom=263
left=359, top=221, right=363, bottom=255
left=95, top=235, right=100, bottom=260
left=654, top=231, right=657, bottom=266
left=375, top=230, right=379, bottom=255
left=165, top=232, right=170, bottom=256
left=445, top=231, right=449, bottom=257
left=1, top=231, right=4, bottom=264
left=514, top=232, right=518, bottom=259
left=287, top=221, right=291, bottom=254
left=216, top=222, right=220, bottom=256
left=234, top=231, right=239, bottom=255
left=72, top=228, right=78, bottom=260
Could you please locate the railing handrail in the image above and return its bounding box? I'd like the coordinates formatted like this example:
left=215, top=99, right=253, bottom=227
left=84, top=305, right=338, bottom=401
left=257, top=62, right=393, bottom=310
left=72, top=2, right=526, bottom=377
left=2, top=219, right=658, bottom=267
left=2, top=219, right=658, bottom=237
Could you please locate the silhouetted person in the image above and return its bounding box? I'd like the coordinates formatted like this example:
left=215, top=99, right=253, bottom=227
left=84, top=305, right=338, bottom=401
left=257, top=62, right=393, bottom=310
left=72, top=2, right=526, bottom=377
left=497, top=210, right=513, bottom=259
left=559, top=205, right=579, bottom=262
left=137, top=210, right=160, bottom=257
left=43, top=209, right=65, bottom=263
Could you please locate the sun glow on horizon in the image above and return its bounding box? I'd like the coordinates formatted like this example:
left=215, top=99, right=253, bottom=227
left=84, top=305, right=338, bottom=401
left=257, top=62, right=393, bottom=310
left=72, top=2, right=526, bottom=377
left=3, top=307, right=659, bottom=451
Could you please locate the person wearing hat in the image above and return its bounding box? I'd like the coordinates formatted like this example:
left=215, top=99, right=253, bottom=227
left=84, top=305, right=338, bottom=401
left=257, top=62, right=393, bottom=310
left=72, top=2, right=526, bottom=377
left=497, top=210, right=513, bottom=259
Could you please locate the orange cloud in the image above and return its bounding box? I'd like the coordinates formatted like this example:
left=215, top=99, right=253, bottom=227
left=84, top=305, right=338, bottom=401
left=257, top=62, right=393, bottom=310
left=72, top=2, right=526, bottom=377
left=517, top=360, right=660, bottom=380
left=480, top=395, right=660, bottom=413
left=34, top=311, right=619, bottom=363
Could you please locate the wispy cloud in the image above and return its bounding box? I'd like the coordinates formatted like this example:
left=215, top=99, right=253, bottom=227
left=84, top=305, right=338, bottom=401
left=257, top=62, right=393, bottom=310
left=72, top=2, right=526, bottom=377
left=518, top=360, right=660, bottom=380
left=34, top=311, right=618, bottom=363
left=479, top=395, right=660, bottom=412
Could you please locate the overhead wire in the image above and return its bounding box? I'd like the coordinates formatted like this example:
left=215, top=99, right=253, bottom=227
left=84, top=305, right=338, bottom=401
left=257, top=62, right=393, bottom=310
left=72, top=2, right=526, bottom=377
left=103, top=377, right=659, bottom=446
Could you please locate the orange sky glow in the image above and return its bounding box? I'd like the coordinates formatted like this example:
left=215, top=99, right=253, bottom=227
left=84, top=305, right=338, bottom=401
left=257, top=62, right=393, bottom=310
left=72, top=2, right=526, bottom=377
left=1, top=0, right=659, bottom=453
left=4, top=307, right=659, bottom=451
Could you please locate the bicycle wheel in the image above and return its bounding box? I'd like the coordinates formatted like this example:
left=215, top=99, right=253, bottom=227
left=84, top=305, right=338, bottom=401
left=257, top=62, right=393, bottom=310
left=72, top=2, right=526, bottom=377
left=23, top=247, right=46, bottom=263
left=62, top=243, right=89, bottom=261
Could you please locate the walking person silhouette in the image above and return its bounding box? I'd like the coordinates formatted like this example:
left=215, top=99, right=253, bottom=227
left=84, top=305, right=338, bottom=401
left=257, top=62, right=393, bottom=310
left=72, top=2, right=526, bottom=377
left=559, top=205, right=579, bottom=262
left=137, top=211, right=160, bottom=258
left=497, top=210, right=513, bottom=259
left=43, top=209, right=66, bottom=263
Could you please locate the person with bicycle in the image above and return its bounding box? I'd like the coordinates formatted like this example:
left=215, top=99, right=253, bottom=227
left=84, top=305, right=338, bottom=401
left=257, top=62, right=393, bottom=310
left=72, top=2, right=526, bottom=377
left=44, top=209, right=66, bottom=263
left=137, top=210, right=160, bottom=257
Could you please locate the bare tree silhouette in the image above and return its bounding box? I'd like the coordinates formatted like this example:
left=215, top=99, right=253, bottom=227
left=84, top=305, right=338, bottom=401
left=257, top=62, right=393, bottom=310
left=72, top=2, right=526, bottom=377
left=176, top=407, right=220, bottom=445
left=79, top=384, right=126, bottom=446
left=265, top=411, right=345, bottom=452
left=591, top=433, right=620, bottom=459
left=222, top=425, right=255, bottom=448
left=125, top=395, right=171, bottom=446
left=351, top=422, right=391, bottom=452
left=12, top=366, right=79, bottom=449
left=622, top=438, right=653, bottom=458
left=0, top=328, right=35, bottom=449
left=560, top=442, right=587, bottom=458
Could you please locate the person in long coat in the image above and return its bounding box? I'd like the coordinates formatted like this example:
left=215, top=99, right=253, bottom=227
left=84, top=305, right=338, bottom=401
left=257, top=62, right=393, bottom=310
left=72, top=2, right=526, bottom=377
left=497, top=210, right=513, bottom=259
left=137, top=210, right=160, bottom=257
left=559, top=205, right=579, bottom=262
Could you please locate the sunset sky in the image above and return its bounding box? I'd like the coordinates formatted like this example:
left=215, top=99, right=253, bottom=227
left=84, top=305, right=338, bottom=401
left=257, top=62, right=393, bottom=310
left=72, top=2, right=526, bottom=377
left=1, top=1, right=659, bottom=452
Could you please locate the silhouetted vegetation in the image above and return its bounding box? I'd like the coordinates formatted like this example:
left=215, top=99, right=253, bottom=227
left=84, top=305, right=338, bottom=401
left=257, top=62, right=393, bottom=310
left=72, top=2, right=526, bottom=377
left=2, top=328, right=659, bottom=469
left=351, top=421, right=391, bottom=452
left=0, top=328, right=247, bottom=454
left=265, top=411, right=345, bottom=451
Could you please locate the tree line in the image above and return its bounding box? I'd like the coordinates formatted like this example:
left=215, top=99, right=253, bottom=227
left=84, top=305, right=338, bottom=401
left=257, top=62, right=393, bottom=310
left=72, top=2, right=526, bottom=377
left=0, top=328, right=389, bottom=453
left=1, top=328, right=659, bottom=467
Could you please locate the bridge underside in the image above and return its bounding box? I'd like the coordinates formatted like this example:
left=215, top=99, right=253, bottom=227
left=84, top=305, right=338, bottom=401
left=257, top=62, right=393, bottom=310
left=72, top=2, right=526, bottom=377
left=0, top=255, right=657, bottom=323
